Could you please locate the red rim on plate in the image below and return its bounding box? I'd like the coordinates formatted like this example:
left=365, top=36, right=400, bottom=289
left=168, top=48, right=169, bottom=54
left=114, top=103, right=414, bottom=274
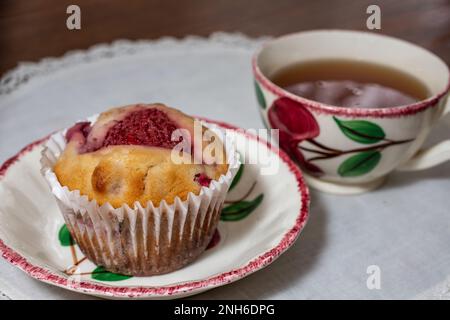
left=0, top=119, right=310, bottom=298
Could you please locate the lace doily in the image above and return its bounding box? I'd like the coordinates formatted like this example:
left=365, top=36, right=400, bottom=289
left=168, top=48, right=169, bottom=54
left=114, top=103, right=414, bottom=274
left=0, top=32, right=269, bottom=95
left=1, top=32, right=449, bottom=300
left=414, top=276, right=450, bottom=300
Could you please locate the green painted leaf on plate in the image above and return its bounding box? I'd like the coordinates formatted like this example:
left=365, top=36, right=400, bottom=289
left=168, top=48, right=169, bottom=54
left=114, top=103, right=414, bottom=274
left=58, top=224, right=73, bottom=247
left=254, top=80, right=266, bottom=109
left=91, top=266, right=133, bottom=281
left=229, top=154, right=244, bottom=191
left=333, top=117, right=385, bottom=144
left=221, top=194, right=264, bottom=221
left=338, top=151, right=381, bottom=177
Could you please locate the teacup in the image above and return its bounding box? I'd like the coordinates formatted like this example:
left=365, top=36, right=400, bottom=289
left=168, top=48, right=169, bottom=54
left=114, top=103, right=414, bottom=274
left=253, top=30, right=450, bottom=194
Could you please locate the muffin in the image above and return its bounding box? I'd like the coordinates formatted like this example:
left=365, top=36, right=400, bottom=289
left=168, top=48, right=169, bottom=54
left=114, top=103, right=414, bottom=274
left=41, top=103, right=239, bottom=276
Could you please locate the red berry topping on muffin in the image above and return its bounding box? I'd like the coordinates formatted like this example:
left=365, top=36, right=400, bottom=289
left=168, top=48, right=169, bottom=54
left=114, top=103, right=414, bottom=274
left=54, top=103, right=228, bottom=207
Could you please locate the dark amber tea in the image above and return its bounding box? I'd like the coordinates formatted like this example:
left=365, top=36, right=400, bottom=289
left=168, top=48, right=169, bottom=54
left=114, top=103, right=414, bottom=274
left=271, top=59, right=430, bottom=108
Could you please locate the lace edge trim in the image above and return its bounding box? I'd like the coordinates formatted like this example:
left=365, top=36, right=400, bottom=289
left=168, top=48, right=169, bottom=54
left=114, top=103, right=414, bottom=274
left=0, top=32, right=270, bottom=95
left=413, top=276, right=450, bottom=300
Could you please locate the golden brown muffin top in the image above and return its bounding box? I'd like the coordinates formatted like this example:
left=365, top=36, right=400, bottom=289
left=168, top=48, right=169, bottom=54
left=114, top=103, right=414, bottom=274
left=54, top=103, right=228, bottom=208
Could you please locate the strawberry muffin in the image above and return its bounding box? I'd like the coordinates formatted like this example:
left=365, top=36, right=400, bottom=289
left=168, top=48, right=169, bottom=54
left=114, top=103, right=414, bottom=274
left=41, top=103, right=238, bottom=276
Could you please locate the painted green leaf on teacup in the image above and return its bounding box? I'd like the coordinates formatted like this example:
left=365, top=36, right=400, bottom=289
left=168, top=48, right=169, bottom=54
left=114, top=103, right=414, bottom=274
left=58, top=224, right=73, bottom=247
left=333, top=117, right=385, bottom=144
left=91, top=266, right=133, bottom=282
left=338, top=151, right=381, bottom=177
left=254, top=80, right=266, bottom=110
left=229, top=154, right=244, bottom=191
left=221, top=194, right=264, bottom=221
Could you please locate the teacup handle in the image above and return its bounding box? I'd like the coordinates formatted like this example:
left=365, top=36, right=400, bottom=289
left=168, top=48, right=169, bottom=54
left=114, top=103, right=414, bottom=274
left=398, top=99, right=450, bottom=171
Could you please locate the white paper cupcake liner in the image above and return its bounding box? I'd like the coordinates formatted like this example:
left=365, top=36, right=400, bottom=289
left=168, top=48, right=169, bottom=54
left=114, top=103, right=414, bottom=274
left=40, top=119, right=240, bottom=276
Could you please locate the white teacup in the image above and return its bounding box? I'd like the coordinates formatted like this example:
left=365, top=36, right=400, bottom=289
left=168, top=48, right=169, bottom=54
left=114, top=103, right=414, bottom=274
left=253, top=30, right=450, bottom=194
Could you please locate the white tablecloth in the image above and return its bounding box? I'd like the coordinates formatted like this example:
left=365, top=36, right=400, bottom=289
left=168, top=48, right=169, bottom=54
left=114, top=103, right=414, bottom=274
left=0, top=33, right=449, bottom=300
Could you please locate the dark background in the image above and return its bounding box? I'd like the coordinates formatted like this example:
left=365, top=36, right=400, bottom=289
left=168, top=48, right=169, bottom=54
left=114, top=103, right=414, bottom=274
left=0, top=0, right=449, bottom=76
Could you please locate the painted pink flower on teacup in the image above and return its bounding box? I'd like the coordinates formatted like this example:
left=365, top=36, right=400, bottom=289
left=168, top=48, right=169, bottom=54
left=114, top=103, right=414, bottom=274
left=268, top=97, right=324, bottom=176
left=266, top=96, right=414, bottom=177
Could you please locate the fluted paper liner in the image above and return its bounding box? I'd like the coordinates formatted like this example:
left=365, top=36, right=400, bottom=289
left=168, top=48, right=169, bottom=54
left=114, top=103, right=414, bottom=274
left=41, top=120, right=240, bottom=276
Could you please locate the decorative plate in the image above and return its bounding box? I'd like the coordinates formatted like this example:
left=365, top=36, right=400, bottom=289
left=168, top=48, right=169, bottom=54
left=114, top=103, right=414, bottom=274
left=0, top=119, right=309, bottom=299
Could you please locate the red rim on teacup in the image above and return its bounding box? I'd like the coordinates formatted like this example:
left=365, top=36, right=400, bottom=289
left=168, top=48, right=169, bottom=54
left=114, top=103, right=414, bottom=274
left=253, top=29, right=450, bottom=118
